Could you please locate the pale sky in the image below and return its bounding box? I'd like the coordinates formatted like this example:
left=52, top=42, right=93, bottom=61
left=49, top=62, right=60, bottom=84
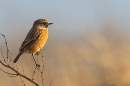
left=0, top=0, right=130, bottom=40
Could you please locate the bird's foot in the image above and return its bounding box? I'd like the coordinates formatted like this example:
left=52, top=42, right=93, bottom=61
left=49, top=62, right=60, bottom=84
left=36, top=63, right=40, bottom=69
left=35, top=51, right=40, bottom=56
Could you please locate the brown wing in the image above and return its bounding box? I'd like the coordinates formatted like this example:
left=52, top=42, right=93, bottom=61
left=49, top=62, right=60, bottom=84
left=19, top=27, right=42, bottom=51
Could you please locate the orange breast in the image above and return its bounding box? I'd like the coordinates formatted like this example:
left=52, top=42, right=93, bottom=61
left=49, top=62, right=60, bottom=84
left=39, top=29, right=48, bottom=48
left=31, top=29, right=48, bottom=54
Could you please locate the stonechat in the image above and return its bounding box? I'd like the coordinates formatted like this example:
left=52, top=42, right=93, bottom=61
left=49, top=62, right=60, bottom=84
left=13, top=19, right=53, bottom=66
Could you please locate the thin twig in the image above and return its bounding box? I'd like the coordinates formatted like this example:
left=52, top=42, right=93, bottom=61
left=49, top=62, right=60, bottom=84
left=16, top=65, right=26, bottom=86
left=32, top=66, right=37, bottom=81
left=0, top=67, right=17, bottom=77
left=0, top=61, right=39, bottom=86
left=39, top=49, right=45, bottom=86
left=48, top=69, right=52, bottom=86
left=9, top=51, right=12, bottom=63
left=22, top=66, right=26, bottom=76
left=31, top=53, right=39, bottom=80
left=0, top=33, right=9, bottom=59
left=20, top=76, right=26, bottom=86
left=0, top=46, right=6, bottom=63
left=38, top=69, right=44, bottom=86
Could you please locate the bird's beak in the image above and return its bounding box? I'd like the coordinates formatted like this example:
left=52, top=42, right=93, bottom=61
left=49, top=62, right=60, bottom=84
left=48, top=23, right=53, bottom=25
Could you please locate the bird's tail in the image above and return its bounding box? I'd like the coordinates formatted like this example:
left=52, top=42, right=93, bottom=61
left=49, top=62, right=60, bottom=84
left=13, top=52, right=22, bottom=63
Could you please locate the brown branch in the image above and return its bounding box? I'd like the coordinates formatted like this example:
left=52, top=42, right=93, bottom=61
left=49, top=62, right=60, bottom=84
left=48, top=69, right=52, bottom=86
left=9, top=51, right=12, bottom=63
left=32, top=66, right=37, bottom=81
left=38, top=69, right=44, bottom=86
left=0, top=46, right=6, bottom=63
left=39, top=50, right=45, bottom=86
left=0, top=67, right=17, bottom=76
left=0, top=61, right=39, bottom=86
left=19, top=76, right=26, bottom=86
left=22, top=66, right=26, bottom=76
left=16, top=66, right=26, bottom=86
left=0, top=33, right=9, bottom=59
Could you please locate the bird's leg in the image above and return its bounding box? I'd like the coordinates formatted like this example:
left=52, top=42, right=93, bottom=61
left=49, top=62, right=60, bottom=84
left=35, top=51, right=40, bottom=56
left=32, top=54, right=40, bottom=68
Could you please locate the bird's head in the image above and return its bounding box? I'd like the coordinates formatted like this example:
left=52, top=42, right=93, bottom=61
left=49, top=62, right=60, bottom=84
left=33, top=19, right=53, bottom=28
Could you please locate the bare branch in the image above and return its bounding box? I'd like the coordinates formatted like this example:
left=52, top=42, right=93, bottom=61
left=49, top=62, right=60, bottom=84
left=48, top=69, right=52, bottom=86
left=0, top=61, right=39, bottom=86
left=0, top=33, right=9, bottom=59
left=32, top=66, right=37, bottom=81
left=16, top=66, right=26, bottom=86
left=0, top=46, right=6, bottom=63
left=0, top=67, right=17, bottom=76
left=39, top=50, right=45, bottom=86
left=38, top=69, right=44, bottom=86
left=19, top=76, right=26, bottom=86
left=22, top=66, right=26, bottom=76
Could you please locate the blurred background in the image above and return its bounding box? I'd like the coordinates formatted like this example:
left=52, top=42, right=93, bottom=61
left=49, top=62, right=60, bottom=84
left=0, top=0, right=130, bottom=86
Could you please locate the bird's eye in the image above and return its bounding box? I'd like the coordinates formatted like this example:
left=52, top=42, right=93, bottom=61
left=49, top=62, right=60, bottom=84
left=40, top=22, right=46, bottom=25
left=43, top=22, right=47, bottom=25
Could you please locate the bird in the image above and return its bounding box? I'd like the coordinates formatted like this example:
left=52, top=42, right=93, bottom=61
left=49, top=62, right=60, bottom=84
left=13, top=19, right=53, bottom=67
